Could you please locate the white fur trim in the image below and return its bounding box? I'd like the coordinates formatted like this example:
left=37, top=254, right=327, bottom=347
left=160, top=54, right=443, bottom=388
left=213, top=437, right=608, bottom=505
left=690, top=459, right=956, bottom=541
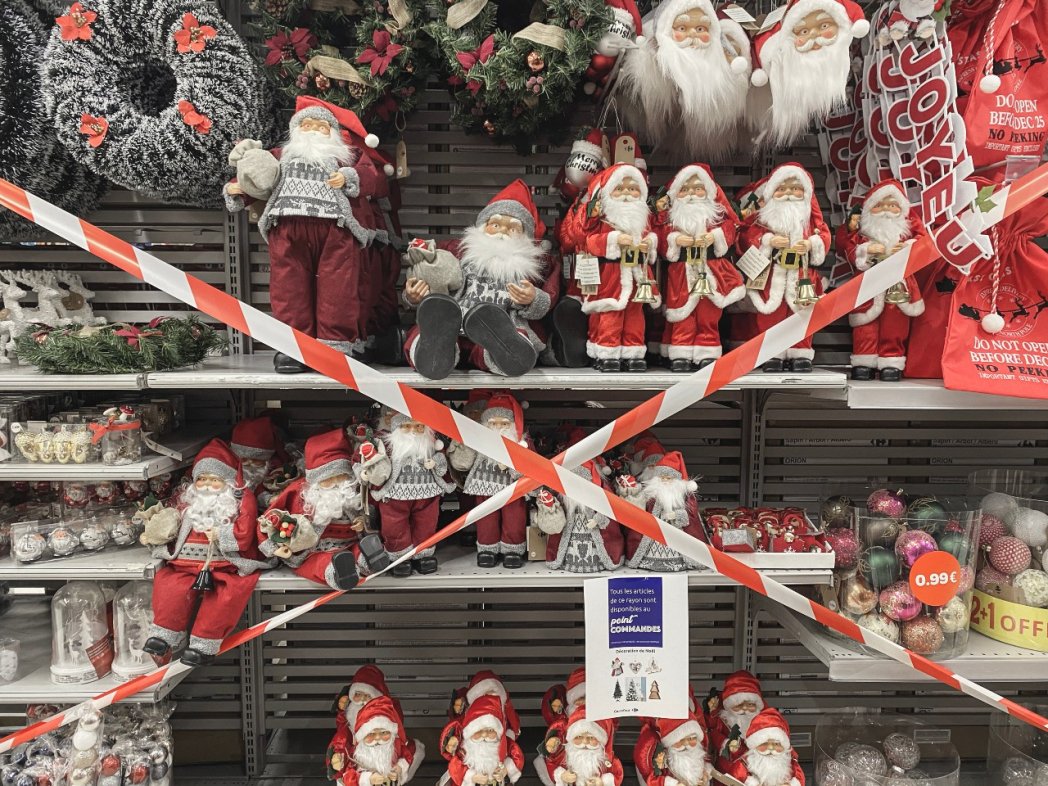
left=897, top=298, right=925, bottom=317
left=567, top=718, right=608, bottom=746
left=605, top=231, right=625, bottom=260
left=865, top=183, right=909, bottom=213
left=462, top=714, right=503, bottom=741
left=786, top=346, right=814, bottom=360
left=761, top=166, right=813, bottom=202
left=665, top=778, right=681, bottom=786
left=782, top=0, right=857, bottom=40
left=665, top=262, right=746, bottom=320
left=467, top=678, right=507, bottom=705
left=354, top=715, right=398, bottom=742
left=661, top=720, right=703, bottom=747
left=405, top=741, right=425, bottom=782
left=878, top=356, right=907, bottom=370
left=746, top=726, right=790, bottom=750
left=748, top=265, right=789, bottom=314
left=621, top=344, right=646, bottom=359
left=850, top=354, right=878, bottom=367
left=462, top=769, right=480, bottom=786
left=849, top=294, right=884, bottom=326
left=349, top=682, right=382, bottom=702
left=581, top=262, right=634, bottom=314
left=601, top=774, right=615, bottom=786
left=602, top=165, right=648, bottom=202
left=553, top=766, right=569, bottom=786
left=852, top=18, right=870, bottom=37
left=693, top=344, right=722, bottom=361
left=758, top=232, right=775, bottom=260
left=566, top=683, right=586, bottom=706
left=504, top=758, right=522, bottom=782
left=854, top=241, right=874, bottom=271
left=745, top=777, right=760, bottom=786
left=668, top=165, right=718, bottom=203
left=572, top=139, right=605, bottom=162
left=665, top=232, right=685, bottom=263
left=750, top=68, right=768, bottom=86
left=655, top=0, right=718, bottom=37
left=809, top=233, right=827, bottom=266
left=587, top=341, right=622, bottom=360
left=710, top=227, right=729, bottom=258
left=724, top=692, right=763, bottom=710
left=665, top=344, right=694, bottom=360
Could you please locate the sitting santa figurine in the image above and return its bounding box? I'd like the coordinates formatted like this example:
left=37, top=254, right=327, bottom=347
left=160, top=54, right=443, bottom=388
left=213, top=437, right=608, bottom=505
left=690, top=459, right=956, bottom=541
left=710, top=671, right=765, bottom=772
left=230, top=415, right=284, bottom=498
left=538, top=461, right=625, bottom=573
left=835, top=180, right=925, bottom=382
left=329, top=696, right=424, bottom=786
left=539, top=708, right=622, bottom=786
left=658, top=164, right=744, bottom=372
left=727, top=709, right=803, bottom=786
left=737, top=164, right=831, bottom=373
left=635, top=715, right=712, bottom=786
left=402, top=180, right=554, bottom=380
left=445, top=696, right=524, bottom=786
left=362, top=413, right=456, bottom=576
left=625, top=452, right=705, bottom=571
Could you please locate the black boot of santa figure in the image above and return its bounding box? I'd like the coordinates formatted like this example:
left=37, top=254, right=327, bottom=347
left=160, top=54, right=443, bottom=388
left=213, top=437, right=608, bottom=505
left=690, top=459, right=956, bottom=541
left=463, top=302, right=537, bottom=377
left=851, top=365, right=873, bottom=380
left=549, top=297, right=590, bottom=368
left=412, top=294, right=462, bottom=380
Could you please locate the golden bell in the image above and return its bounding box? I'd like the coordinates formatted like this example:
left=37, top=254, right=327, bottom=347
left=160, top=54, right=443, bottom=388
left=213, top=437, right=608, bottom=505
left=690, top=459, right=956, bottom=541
left=690, top=270, right=713, bottom=298
left=632, top=279, right=657, bottom=304
left=795, top=277, right=819, bottom=307
left=885, top=281, right=911, bottom=304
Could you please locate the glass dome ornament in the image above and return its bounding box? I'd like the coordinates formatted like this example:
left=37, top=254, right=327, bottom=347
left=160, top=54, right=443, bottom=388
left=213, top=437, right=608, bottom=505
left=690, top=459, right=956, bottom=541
left=50, top=581, right=112, bottom=684
left=112, top=581, right=154, bottom=681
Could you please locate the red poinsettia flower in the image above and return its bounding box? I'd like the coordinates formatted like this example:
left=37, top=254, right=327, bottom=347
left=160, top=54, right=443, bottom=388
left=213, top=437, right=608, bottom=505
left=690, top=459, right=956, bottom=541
left=115, top=326, right=161, bottom=348
left=173, top=12, right=217, bottom=54
left=79, top=114, right=108, bottom=148
left=357, top=29, right=404, bottom=77
left=264, top=27, right=316, bottom=66
left=56, top=2, right=96, bottom=42
left=455, top=34, right=495, bottom=72
left=466, top=79, right=483, bottom=96
left=178, top=100, right=212, bottom=134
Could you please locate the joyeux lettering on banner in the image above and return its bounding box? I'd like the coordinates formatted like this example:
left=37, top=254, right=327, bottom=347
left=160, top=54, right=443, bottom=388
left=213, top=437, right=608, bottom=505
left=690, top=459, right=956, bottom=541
left=584, top=576, right=688, bottom=721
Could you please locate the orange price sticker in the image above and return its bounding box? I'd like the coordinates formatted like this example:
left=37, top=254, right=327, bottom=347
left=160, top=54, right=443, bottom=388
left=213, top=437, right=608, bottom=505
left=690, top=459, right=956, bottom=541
left=909, top=551, right=962, bottom=606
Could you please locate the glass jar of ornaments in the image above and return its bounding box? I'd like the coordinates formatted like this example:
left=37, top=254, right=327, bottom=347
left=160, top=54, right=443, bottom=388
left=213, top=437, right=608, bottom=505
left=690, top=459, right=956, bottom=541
left=988, top=701, right=1048, bottom=786
left=969, top=470, right=1048, bottom=652
left=820, top=489, right=979, bottom=659
left=49, top=581, right=113, bottom=684
left=815, top=709, right=960, bottom=786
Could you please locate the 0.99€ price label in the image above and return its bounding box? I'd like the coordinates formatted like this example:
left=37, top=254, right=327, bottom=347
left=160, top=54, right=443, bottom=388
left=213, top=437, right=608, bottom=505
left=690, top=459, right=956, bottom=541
left=909, top=551, right=962, bottom=606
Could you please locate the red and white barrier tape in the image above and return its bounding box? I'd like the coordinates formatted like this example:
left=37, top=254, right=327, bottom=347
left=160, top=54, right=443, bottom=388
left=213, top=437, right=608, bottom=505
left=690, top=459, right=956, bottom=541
left=1, top=165, right=1047, bottom=750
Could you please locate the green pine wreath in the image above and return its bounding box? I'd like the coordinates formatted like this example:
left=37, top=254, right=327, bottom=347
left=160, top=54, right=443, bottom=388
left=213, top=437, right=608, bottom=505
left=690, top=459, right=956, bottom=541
left=426, top=0, right=611, bottom=149
left=258, top=0, right=432, bottom=134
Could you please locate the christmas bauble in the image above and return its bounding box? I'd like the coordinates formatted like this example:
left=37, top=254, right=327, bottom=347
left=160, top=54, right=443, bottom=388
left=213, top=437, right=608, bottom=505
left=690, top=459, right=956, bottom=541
left=976, top=565, right=1013, bottom=595
left=839, top=743, right=888, bottom=776
left=904, top=769, right=934, bottom=786
left=895, top=530, right=937, bottom=568
left=979, top=514, right=1009, bottom=548
left=72, top=727, right=98, bottom=751
left=150, top=763, right=169, bottom=781
left=821, top=495, right=854, bottom=528
left=868, top=489, right=908, bottom=519
left=982, top=492, right=1020, bottom=527
left=818, top=758, right=855, bottom=786
left=883, top=732, right=921, bottom=770
left=827, top=528, right=861, bottom=570
left=957, top=565, right=976, bottom=595
left=79, top=525, right=109, bottom=552
left=862, top=516, right=903, bottom=547
left=842, top=575, right=879, bottom=615
left=128, top=762, right=149, bottom=785
left=937, top=596, right=970, bottom=633
left=937, top=532, right=973, bottom=564
left=47, top=527, right=79, bottom=557
left=1014, top=569, right=1048, bottom=608
left=901, top=616, right=945, bottom=655
left=880, top=582, right=923, bottom=621
left=99, top=755, right=121, bottom=777
left=1012, top=507, right=1048, bottom=550
left=858, top=612, right=900, bottom=643
left=989, top=536, right=1032, bottom=575
left=72, top=748, right=97, bottom=769
left=13, top=531, right=46, bottom=562
left=908, top=498, right=948, bottom=533
left=863, top=547, right=902, bottom=589
left=1003, top=757, right=1036, bottom=785
left=835, top=742, right=865, bottom=760
left=110, top=520, right=135, bottom=546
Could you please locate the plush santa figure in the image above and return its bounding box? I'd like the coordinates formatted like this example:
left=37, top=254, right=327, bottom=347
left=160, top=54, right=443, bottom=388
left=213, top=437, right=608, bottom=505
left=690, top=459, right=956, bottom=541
left=738, top=164, right=831, bottom=372
left=583, top=0, right=643, bottom=97
left=259, top=428, right=387, bottom=589
left=445, top=696, right=525, bottom=786
left=329, top=696, right=424, bottom=786
left=749, top=0, right=870, bottom=148
left=836, top=180, right=926, bottom=381
left=541, top=461, right=625, bottom=573
left=328, top=668, right=409, bottom=782
left=541, top=709, right=623, bottom=786
left=230, top=415, right=284, bottom=495
left=626, top=452, right=705, bottom=571
left=727, top=709, right=803, bottom=786
left=575, top=163, right=661, bottom=372
left=540, top=667, right=587, bottom=726
left=363, top=414, right=456, bottom=576
left=629, top=433, right=666, bottom=479
left=402, top=180, right=553, bottom=380
left=658, top=164, right=744, bottom=371
left=224, top=98, right=386, bottom=372
left=635, top=715, right=712, bottom=786
left=618, top=0, right=751, bottom=157
left=142, top=439, right=268, bottom=666
left=710, top=671, right=764, bottom=771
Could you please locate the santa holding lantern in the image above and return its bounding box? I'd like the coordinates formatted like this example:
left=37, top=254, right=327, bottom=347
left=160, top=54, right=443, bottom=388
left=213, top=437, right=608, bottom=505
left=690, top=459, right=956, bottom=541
left=540, top=708, right=623, bottom=786
left=658, top=164, right=745, bottom=371
left=737, top=163, right=831, bottom=373
left=835, top=180, right=926, bottom=381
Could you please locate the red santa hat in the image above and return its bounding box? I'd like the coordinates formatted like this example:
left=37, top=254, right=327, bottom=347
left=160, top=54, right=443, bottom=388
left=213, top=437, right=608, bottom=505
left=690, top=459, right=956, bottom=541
left=646, top=451, right=699, bottom=493
left=349, top=664, right=391, bottom=702
left=482, top=394, right=526, bottom=442
left=565, top=707, right=614, bottom=754
left=230, top=416, right=279, bottom=462
left=590, top=162, right=649, bottom=205
left=666, top=164, right=733, bottom=211
left=632, top=434, right=666, bottom=466
left=192, top=439, right=242, bottom=485
left=466, top=670, right=509, bottom=705
left=760, top=163, right=815, bottom=202
left=293, top=96, right=394, bottom=177
left=476, top=179, right=545, bottom=241
left=565, top=667, right=586, bottom=707
left=718, top=14, right=753, bottom=76
left=657, top=714, right=707, bottom=747
left=862, top=179, right=910, bottom=214
left=304, top=428, right=354, bottom=485
left=721, top=670, right=764, bottom=712
left=744, top=707, right=792, bottom=751
left=461, top=694, right=506, bottom=742
left=353, top=696, right=406, bottom=745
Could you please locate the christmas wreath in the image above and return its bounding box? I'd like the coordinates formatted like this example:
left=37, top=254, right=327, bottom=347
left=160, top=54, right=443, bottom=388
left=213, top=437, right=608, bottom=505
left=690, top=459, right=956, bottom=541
left=41, top=0, right=272, bottom=207
left=426, top=0, right=611, bottom=148
left=258, top=0, right=432, bottom=134
left=15, top=317, right=226, bottom=374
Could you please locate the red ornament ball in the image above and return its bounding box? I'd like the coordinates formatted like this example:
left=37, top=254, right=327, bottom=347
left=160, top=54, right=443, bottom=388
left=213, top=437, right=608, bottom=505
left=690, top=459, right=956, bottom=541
left=975, top=565, right=1013, bottom=595
left=867, top=488, right=907, bottom=519
left=129, top=763, right=150, bottom=784
left=901, top=616, right=945, bottom=655
left=988, top=535, right=1032, bottom=575
left=100, top=756, right=121, bottom=777
left=879, top=581, right=922, bottom=621
left=826, top=528, right=860, bottom=570
left=979, top=514, right=1008, bottom=548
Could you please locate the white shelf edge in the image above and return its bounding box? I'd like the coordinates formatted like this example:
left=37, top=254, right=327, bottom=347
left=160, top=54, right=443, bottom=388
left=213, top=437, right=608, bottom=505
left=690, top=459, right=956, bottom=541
left=846, top=378, right=1048, bottom=410
left=0, top=367, right=144, bottom=391
left=0, top=549, right=157, bottom=582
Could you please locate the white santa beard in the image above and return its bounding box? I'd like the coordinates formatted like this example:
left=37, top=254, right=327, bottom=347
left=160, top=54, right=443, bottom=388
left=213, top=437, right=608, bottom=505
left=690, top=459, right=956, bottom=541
left=486, top=424, right=519, bottom=442
left=602, top=196, right=651, bottom=238
left=181, top=484, right=239, bottom=532
left=859, top=211, right=912, bottom=250
left=656, top=36, right=747, bottom=136
left=667, top=746, right=707, bottom=786
left=463, top=739, right=502, bottom=774
left=766, top=37, right=852, bottom=146
left=345, top=700, right=364, bottom=728
left=669, top=197, right=725, bottom=238
left=744, top=748, right=792, bottom=786
left=757, top=197, right=811, bottom=244
left=566, top=745, right=605, bottom=781
left=385, top=428, right=436, bottom=463
left=241, top=464, right=268, bottom=489
left=282, top=126, right=353, bottom=168
left=353, top=738, right=395, bottom=773
left=643, top=477, right=690, bottom=515
left=459, top=224, right=543, bottom=285
left=303, top=480, right=358, bottom=527
left=619, top=39, right=680, bottom=143
left=719, top=706, right=757, bottom=735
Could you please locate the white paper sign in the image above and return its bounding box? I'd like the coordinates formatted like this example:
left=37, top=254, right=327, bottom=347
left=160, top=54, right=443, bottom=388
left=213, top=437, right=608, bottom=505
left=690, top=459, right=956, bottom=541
left=736, top=246, right=772, bottom=280
left=584, top=575, right=689, bottom=721
left=574, top=252, right=601, bottom=287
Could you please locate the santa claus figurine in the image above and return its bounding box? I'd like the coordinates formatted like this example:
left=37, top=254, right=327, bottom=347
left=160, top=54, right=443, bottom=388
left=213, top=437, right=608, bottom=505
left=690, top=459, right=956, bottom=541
left=539, top=708, right=622, bottom=786
left=402, top=180, right=554, bottom=380
left=259, top=429, right=388, bottom=589
left=710, top=671, right=765, bottom=771
left=224, top=98, right=387, bottom=372
left=363, top=414, right=456, bottom=576
left=629, top=433, right=666, bottom=480
left=329, top=696, right=424, bottom=786
left=738, top=164, right=831, bottom=373
left=836, top=180, right=926, bottom=381
left=230, top=416, right=283, bottom=495
left=575, top=163, right=661, bottom=372
left=458, top=671, right=523, bottom=742
left=445, top=696, right=525, bottom=786
left=658, top=164, right=745, bottom=371
left=727, top=709, right=803, bottom=786
left=626, top=452, right=705, bottom=571
left=749, top=0, right=870, bottom=148
left=635, top=715, right=712, bottom=786
left=539, top=461, right=625, bottom=573
left=141, top=440, right=268, bottom=666
left=540, top=667, right=586, bottom=726
left=328, top=666, right=407, bottom=781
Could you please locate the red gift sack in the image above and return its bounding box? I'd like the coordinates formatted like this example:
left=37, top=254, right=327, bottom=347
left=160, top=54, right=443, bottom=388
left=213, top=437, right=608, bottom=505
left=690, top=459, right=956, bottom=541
left=940, top=195, right=1048, bottom=398
left=905, top=260, right=964, bottom=379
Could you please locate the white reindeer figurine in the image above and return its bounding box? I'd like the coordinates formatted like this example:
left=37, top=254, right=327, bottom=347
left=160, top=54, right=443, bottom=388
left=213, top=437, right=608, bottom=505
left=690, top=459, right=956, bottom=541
left=54, top=271, right=106, bottom=327
left=11, top=271, right=65, bottom=328
left=0, top=273, right=28, bottom=364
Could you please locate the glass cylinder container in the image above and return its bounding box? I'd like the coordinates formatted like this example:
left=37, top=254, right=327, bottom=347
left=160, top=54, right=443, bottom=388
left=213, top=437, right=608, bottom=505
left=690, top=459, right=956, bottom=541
left=112, top=582, right=154, bottom=681
left=99, top=413, right=142, bottom=466
left=0, top=637, right=18, bottom=684
left=988, top=702, right=1048, bottom=784
left=50, top=581, right=112, bottom=684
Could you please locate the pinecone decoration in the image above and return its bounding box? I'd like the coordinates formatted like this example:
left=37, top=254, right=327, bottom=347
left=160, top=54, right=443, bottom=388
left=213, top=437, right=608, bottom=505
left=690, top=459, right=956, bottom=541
left=263, top=0, right=294, bottom=20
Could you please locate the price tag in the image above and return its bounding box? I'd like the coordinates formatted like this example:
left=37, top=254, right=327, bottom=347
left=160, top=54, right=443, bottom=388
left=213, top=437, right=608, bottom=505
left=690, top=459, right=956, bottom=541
left=737, top=246, right=771, bottom=280
left=909, top=551, right=962, bottom=606
left=575, top=252, right=601, bottom=287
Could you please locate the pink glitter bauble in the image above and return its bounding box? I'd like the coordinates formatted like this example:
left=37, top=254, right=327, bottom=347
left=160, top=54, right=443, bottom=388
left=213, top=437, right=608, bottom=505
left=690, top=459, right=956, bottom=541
left=826, top=528, right=860, bottom=570
left=979, top=514, right=1008, bottom=548
left=879, top=581, right=923, bottom=621
left=975, top=566, right=1013, bottom=595
left=894, top=529, right=938, bottom=568
left=956, top=565, right=975, bottom=595
left=867, top=488, right=907, bottom=518
left=988, top=535, right=1032, bottom=575
left=901, top=616, right=945, bottom=655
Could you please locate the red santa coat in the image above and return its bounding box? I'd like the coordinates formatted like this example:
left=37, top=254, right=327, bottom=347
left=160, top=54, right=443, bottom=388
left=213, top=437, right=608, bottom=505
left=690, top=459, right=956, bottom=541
left=259, top=478, right=362, bottom=567
left=835, top=217, right=926, bottom=327
left=543, top=750, right=624, bottom=786
left=728, top=751, right=803, bottom=786
left=578, top=218, right=661, bottom=315
left=657, top=208, right=744, bottom=318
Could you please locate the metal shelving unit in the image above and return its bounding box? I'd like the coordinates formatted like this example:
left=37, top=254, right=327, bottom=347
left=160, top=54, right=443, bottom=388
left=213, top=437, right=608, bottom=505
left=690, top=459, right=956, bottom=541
left=845, top=379, right=1048, bottom=410
left=0, top=549, right=158, bottom=582
left=0, top=366, right=145, bottom=391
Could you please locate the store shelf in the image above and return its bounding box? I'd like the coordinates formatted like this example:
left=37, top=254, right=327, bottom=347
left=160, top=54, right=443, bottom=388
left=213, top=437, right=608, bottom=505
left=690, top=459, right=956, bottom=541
left=145, top=354, right=848, bottom=392
left=0, top=547, right=158, bottom=582
left=0, top=599, right=187, bottom=703
left=755, top=596, right=1048, bottom=682
left=845, top=378, right=1048, bottom=410
left=0, top=365, right=144, bottom=391
left=258, top=545, right=833, bottom=590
